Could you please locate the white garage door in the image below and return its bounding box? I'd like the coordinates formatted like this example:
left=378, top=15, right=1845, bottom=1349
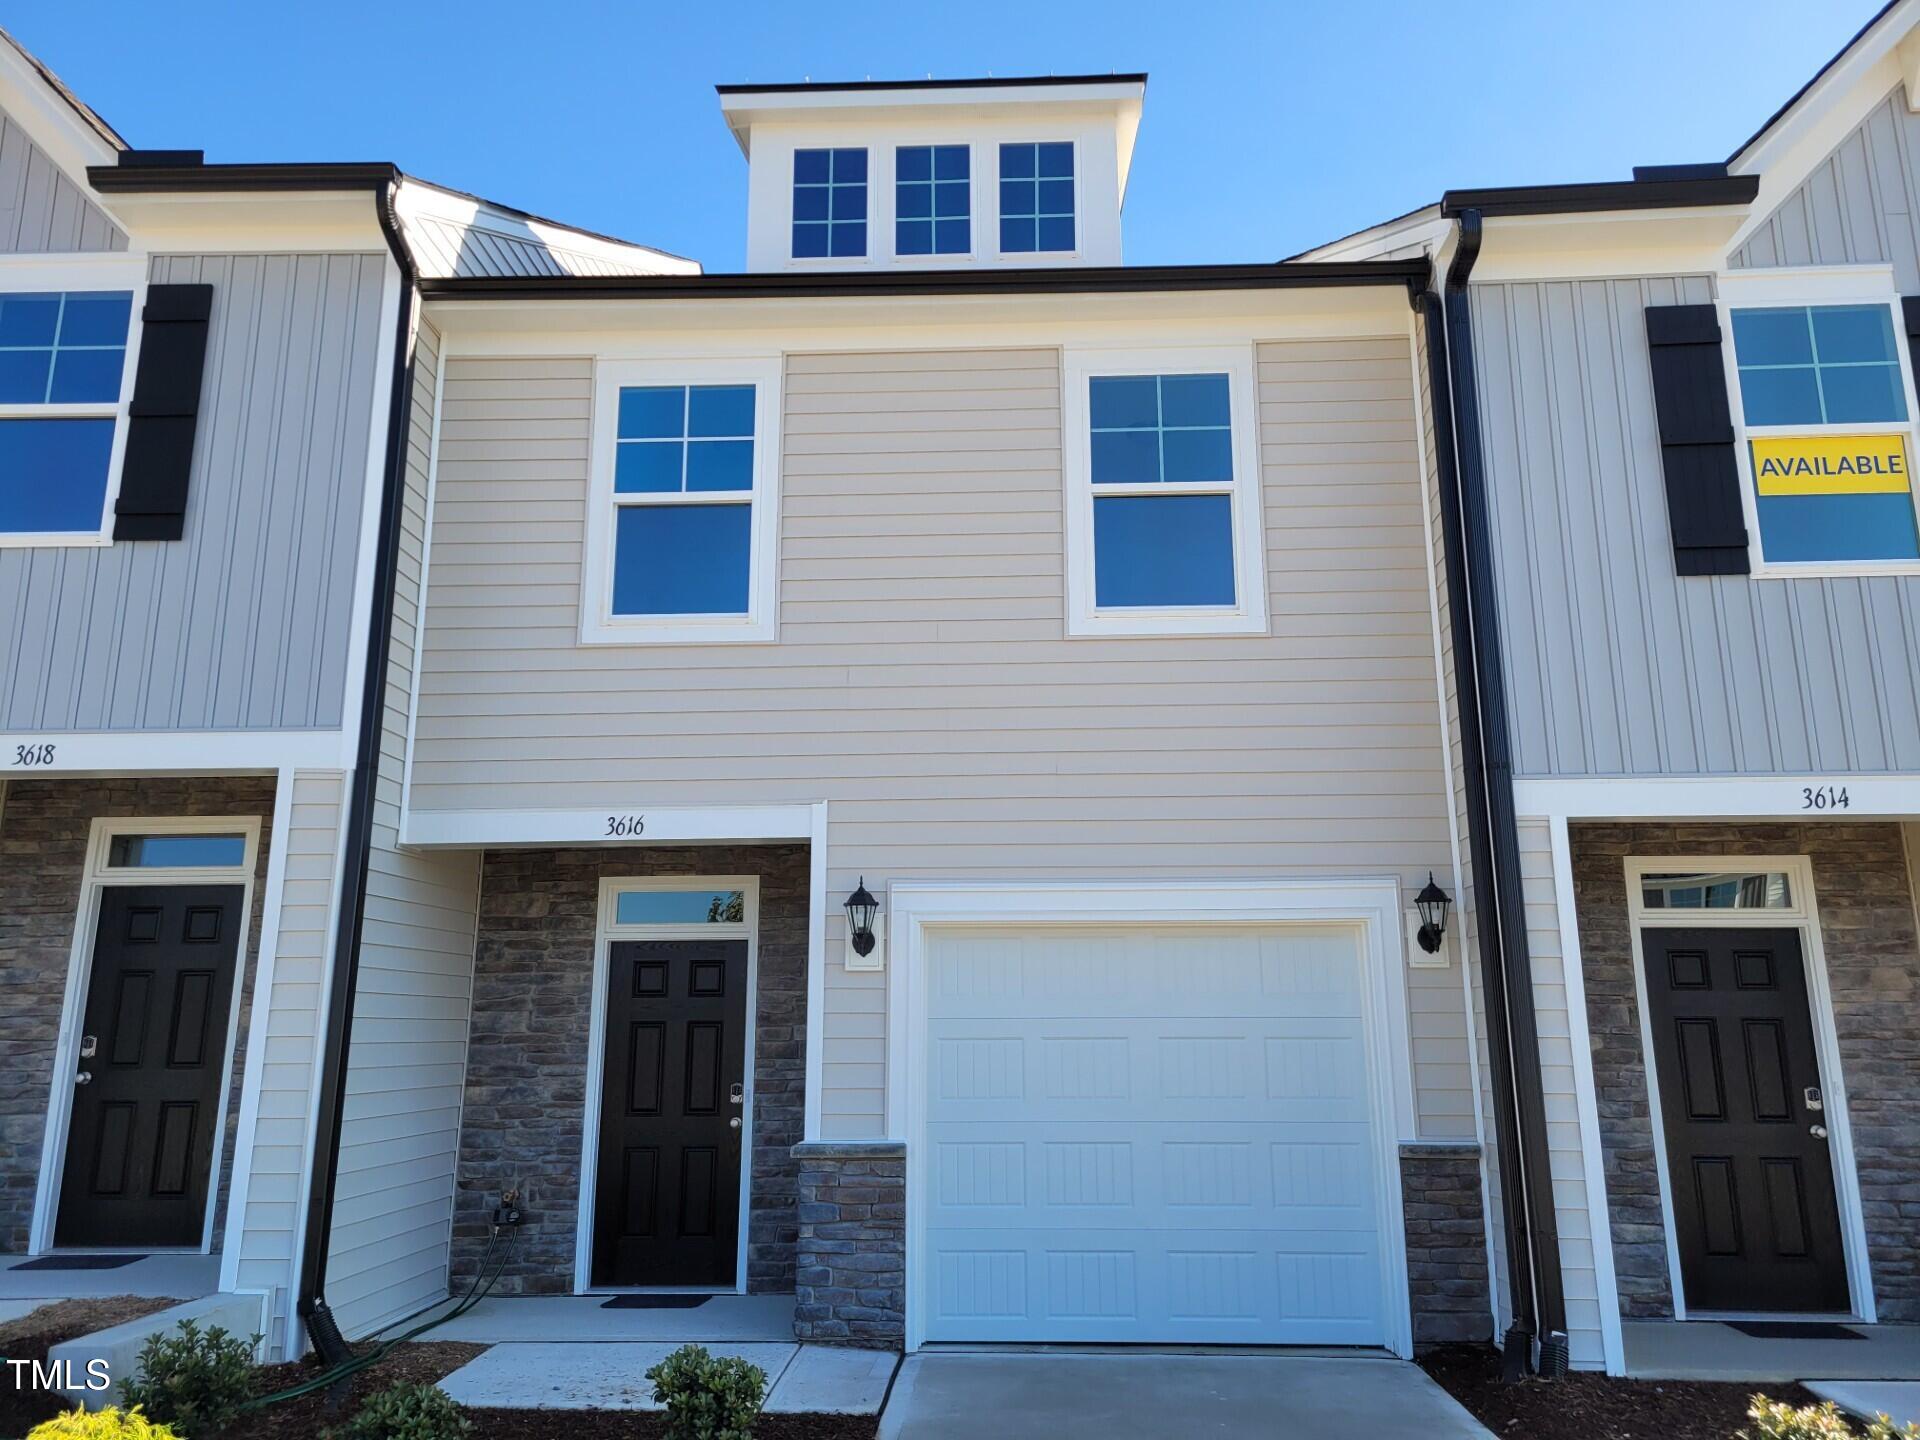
left=922, top=925, right=1388, bottom=1345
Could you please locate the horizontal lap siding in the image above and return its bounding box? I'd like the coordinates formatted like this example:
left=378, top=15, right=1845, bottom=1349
left=328, top=320, right=482, bottom=1337
left=416, top=340, right=1464, bottom=1140
left=0, top=252, right=388, bottom=732
left=234, top=769, right=346, bottom=1359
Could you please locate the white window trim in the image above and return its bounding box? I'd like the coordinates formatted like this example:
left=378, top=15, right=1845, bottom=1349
left=890, top=142, right=976, bottom=266
left=789, top=146, right=872, bottom=267
left=1716, top=263, right=1920, bottom=578
left=995, top=138, right=1080, bottom=260
left=1062, top=342, right=1269, bottom=637
left=1622, top=853, right=1877, bottom=1324
left=583, top=355, right=783, bottom=645
left=0, top=253, right=149, bottom=550
left=30, top=814, right=263, bottom=1255
left=574, top=875, right=760, bottom=1293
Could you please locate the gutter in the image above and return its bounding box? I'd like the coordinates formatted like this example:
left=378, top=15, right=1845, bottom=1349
left=1430, top=211, right=1570, bottom=1378
left=1439, top=174, right=1757, bottom=218
left=292, top=177, right=419, bottom=1363
left=415, top=259, right=1428, bottom=302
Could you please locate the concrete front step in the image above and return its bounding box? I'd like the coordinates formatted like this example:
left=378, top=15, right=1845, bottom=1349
left=49, top=1291, right=267, bottom=1408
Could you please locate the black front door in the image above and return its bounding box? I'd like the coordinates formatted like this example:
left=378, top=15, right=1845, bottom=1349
left=1641, top=926, right=1849, bottom=1313
left=592, top=939, right=748, bottom=1288
left=56, top=884, right=243, bottom=1248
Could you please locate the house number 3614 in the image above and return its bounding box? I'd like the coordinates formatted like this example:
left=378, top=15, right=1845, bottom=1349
left=1801, top=784, right=1851, bottom=811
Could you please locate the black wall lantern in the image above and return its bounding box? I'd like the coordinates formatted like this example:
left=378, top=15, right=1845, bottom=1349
left=845, top=878, right=879, bottom=958
left=1414, top=873, right=1452, bottom=955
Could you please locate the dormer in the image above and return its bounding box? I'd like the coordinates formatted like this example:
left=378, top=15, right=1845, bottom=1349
left=717, top=74, right=1146, bottom=272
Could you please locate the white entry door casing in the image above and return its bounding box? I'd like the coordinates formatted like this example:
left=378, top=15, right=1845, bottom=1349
left=920, top=924, right=1391, bottom=1345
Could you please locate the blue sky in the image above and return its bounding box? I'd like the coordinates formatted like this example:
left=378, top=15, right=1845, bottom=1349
left=6, top=1, right=1885, bottom=270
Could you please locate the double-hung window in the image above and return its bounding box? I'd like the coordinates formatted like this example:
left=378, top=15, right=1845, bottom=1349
left=793, top=148, right=867, bottom=260
left=1063, top=346, right=1268, bottom=636
left=1727, top=294, right=1920, bottom=566
left=999, top=142, right=1074, bottom=254
left=585, top=358, right=781, bottom=644
left=0, top=284, right=134, bottom=542
left=895, top=145, right=969, bottom=257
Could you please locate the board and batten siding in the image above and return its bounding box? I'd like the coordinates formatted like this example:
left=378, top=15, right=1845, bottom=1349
left=412, top=337, right=1469, bottom=1142
left=326, top=319, right=481, bottom=1338
left=230, top=769, right=347, bottom=1359
left=0, top=101, right=124, bottom=253
left=1731, top=83, right=1920, bottom=287
left=0, top=251, right=388, bottom=733
left=1470, top=273, right=1920, bottom=778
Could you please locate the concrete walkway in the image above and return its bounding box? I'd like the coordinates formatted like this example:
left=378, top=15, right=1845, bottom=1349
left=876, top=1352, right=1493, bottom=1439
left=1807, top=1381, right=1920, bottom=1429
left=0, top=1253, right=219, bottom=1301
left=436, top=1341, right=897, bottom=1414
left=1623, top=1320, right=1920, bottom=1382
left=431, top=1293, right=795, bottom=1343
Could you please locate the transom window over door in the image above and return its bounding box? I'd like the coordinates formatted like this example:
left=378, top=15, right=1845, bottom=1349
left=1729, top=301, right=1920, bottom=564
left=585, top=358, right=782, bottom=645
left=0, top=287, right=134, bottom=541
left=1063, top=346, right=1269, bottom=637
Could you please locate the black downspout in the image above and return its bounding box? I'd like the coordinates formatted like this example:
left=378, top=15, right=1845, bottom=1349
left=296, top=180, right=418, bottom=1363
left=1436, top=211, right=1570, bottom=1377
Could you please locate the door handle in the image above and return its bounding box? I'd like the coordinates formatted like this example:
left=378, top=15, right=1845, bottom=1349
left=729, top=1082, right=744, bottom=1106
left=1804, top=1086, right=1824, bottom=1112
left=79, top=1035, right=97, bottom=1059
left=729, top=1117, right=742, bottom=1130
left=1811, top=1124, right=1829, bottom=1139
left=74, top=1071, right=91, bottom=1086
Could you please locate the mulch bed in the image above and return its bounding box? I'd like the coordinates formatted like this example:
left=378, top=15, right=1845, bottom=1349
left=1420, top=1343, right=1825, bottom=1440
left=224, top=1342, right=876, bottom=1440
left=0, top=1295, right=181, bottom=1438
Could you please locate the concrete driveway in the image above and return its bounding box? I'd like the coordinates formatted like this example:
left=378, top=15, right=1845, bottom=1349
left=878, top=1352, right=1493, bottom=1439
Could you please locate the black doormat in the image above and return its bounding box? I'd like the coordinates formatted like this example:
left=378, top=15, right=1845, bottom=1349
left=1726, top=1320, right=1864, bottom=1340
left=10, top=1254, right=146, bottom=1271
left=600, top=1294, right=712, bottom=1310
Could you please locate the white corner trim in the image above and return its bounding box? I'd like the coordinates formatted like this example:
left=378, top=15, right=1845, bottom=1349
left=580, top=353, right=783, bottom=647
left=573, top=875, right=761, bottom=1293
left=398, top=323, right=448, bottom=851
left=1621, top=852, right=1877, bottom=1324
left=883, top=875, right=1417, bottom=1357
left=1547, top=816, right=1626, bottom=1375
left=30, top=813, right=264, bottom=1256
left=219, top=770, right=297, bottom=1294
left=401, top=803, right=820, bottom=850
left=1060, top=342, right=1270, bottom=638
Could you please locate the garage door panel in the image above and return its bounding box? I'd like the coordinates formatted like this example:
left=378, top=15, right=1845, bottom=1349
left=926, top=1229, right=1386, bottom=1344
left=922, top=925, right=1389, bottom=1346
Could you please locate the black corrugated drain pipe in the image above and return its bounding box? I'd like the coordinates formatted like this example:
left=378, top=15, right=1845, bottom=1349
left=294, top=177, right=419, bottom=1365
left=1427, top=211, right=1570, bottom=1379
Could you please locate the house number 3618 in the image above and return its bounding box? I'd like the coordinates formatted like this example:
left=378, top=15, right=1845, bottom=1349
left=12, top=743, right=55, bottom=767
left=1801, top=784, right=1850, bottom=811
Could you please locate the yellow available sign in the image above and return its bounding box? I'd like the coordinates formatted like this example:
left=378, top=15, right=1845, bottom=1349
left=1750, top=433, right=1911, bottom=496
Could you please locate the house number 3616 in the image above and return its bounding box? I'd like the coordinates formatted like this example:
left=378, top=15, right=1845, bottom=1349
left=1801, top=784, right=1850, bottom=811
left=605, top=814, right=646, bottom=837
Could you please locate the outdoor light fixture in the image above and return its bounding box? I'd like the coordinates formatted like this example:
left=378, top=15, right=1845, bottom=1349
left=845, top=878, right=879, bottom=958
left=1414, top=873, right=1452, bottom=955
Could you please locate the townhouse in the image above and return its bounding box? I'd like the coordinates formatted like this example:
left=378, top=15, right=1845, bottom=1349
left=1313, top=0, right=1920, bottom=1377
left=8, top=0, right=1920, bottom=1384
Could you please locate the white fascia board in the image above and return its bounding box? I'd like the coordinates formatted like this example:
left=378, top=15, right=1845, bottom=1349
left=1469, top=206, right=1748, bottom=283
left=0, top=37, right=120, bottom=198
left=102, top=190, right=388, bottom=254
left=425, top=285, right=1416, bottom=354
left=0, top=729, right=353, bottom=775
left=402, top=804, right=821, bottom=849
left=1730, top=0, right=1920, bottom=175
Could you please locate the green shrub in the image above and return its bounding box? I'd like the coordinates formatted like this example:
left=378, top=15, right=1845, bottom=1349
left=341, top=1381, right=471, bottom=1440
left=1744, top=1396, right=1920, bottom=1440
left=120, top=1317, right=259, bottom=1435
left=26, top=1408, right=180, bottom=1440
left=645, top=1343, right=767, bottom=1440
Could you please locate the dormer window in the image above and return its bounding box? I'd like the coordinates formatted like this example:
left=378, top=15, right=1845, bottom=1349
left=999, top=142, right=1075, bottom=254
left=792, top=148, right=867, bottom=259
left=896, top=145, right=970, bottom=257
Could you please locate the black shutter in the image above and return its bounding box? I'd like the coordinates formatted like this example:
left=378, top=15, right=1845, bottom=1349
left=112, top=282, right=213, bottom=542
left=1645, top=303, right=1748, bottom=576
